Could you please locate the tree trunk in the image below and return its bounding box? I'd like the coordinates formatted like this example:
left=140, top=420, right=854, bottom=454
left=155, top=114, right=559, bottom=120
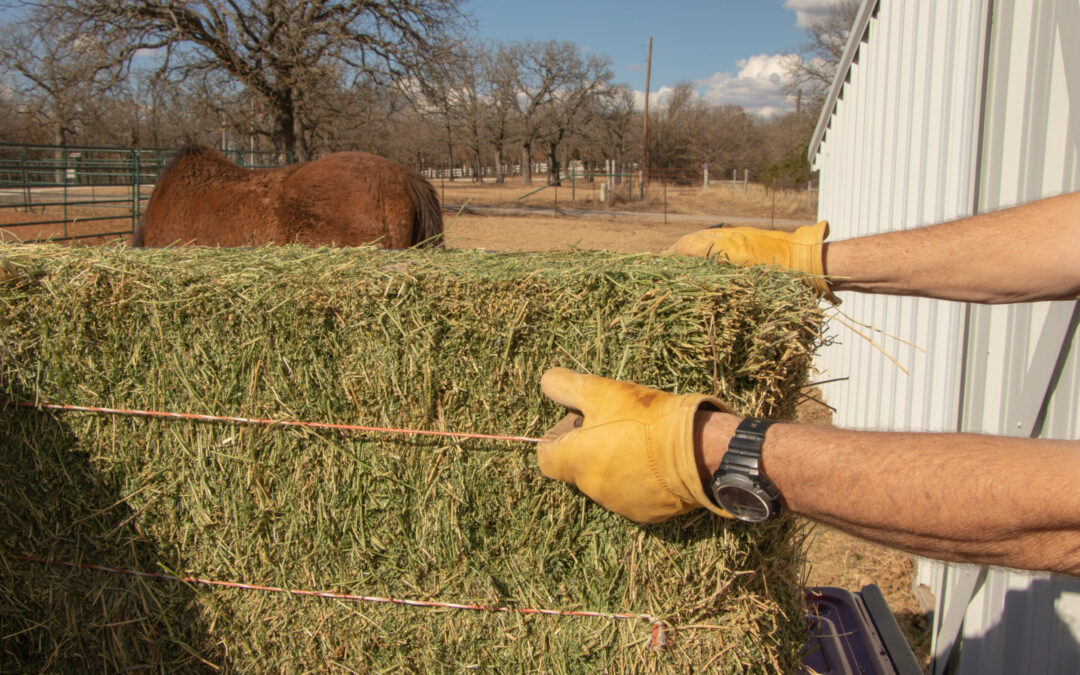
left=521, top=143, right=532, bottom=184
left=494, top=146, right=504, bottom=183
left=547, top=141, right=559, bottom=185
left=53, top=114, right=67, bottom=184
left=271, top=98, right=299, bottom=160
left=471, top=132, right=483, bottom=183
left=292, top=111, right=311, bottom=162
left=445, top=138, right=455, bottom=182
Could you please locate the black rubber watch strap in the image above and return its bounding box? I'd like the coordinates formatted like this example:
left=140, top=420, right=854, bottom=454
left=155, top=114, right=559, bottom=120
left=724, top=417, right=775, bottom=478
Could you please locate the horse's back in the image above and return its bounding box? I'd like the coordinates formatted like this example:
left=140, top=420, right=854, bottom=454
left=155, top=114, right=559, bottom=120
left=141, top=146, right=291, bottom=247
left=278, top=152, right=425, bottom=248
left=140, top=146, right=442, bottom=248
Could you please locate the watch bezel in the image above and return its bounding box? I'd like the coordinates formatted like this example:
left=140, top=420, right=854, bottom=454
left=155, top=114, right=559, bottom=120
left=713, top=476, right=777, bottom=523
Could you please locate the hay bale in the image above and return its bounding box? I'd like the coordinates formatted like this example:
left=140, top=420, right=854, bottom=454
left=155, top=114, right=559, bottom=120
left=0, top=243, right=824, bottom=673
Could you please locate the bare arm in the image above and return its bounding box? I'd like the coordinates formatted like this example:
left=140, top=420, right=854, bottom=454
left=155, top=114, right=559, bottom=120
left=696, top=410, right=1080, bottom=576
left=824, top=191, right=1080, bottom=303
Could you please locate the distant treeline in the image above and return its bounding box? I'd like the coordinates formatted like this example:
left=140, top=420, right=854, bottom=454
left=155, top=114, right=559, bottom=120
left=0, top=2, right=823, bottom=186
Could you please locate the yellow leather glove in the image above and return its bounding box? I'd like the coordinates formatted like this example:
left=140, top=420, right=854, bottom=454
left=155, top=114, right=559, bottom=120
left=537, top=367, right=735, bottom=523
left=665, top=221, right=839, bottom=304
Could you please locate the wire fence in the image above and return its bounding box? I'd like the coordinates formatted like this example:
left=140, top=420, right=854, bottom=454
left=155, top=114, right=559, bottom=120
left=426, top=161, right=817, bottom=209
left=496, top=165, right=818, bottom=223
left=1, top=149, right=819, bottom=244
left=0, top=144, right=291, bottom=244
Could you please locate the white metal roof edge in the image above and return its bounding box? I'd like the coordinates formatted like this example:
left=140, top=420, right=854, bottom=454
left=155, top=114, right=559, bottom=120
left=807, top=0, right=880, bottom=164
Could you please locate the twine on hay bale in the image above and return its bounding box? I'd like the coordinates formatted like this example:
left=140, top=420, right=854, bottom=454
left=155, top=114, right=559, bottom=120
left=0, top=242, right=825, bottom=673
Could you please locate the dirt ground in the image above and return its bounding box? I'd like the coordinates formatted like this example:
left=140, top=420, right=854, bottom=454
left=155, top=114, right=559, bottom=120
left=438, top=177, right=817, bottom=252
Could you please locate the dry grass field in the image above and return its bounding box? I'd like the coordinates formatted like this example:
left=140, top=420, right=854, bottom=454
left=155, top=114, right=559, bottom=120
left=0, top=176, right=930, bottom=668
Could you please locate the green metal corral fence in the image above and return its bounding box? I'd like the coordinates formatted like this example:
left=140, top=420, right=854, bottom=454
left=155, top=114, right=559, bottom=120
left=0, top=144, right=292, bottom=244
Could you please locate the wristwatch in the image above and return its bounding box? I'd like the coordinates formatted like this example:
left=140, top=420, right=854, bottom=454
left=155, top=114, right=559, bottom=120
left=709, top=417, right=781, bottom=523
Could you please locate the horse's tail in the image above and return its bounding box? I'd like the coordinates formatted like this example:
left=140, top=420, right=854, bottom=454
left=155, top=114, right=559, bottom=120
left=404, top=172, right=444, bottom=248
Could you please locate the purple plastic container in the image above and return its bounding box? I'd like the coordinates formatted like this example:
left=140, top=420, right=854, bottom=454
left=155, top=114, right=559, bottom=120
left=800, top=584, right=923, bottom=675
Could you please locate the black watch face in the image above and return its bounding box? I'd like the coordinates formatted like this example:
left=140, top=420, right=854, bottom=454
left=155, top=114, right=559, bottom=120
left=716, top=485, right=772, bottom=523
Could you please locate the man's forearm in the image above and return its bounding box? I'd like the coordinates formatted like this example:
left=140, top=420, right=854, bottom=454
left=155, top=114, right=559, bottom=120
left=696, top=411, right=1080, bottom=576
left=823, top=191, right=1080, bottom=303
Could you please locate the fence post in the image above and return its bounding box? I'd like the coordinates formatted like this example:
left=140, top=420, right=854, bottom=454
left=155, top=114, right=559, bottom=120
left=703, top=162, right=709, bottom=190
left=663, top=177, right=667, bottom=224
left=771, top=178, right=776, bottom=229
left=132, top=149, right=140, bottom=236
left=744, top=169, right=748, bottom=193
left=807, top=180, right=812, bottom=209
left=21, top=148, right=31, bottom=211
left=62, top=150, right=70, bottom=239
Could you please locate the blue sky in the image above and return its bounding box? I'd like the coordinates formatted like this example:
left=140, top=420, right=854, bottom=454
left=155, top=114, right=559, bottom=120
left=464, top=0, right=843, bottom=117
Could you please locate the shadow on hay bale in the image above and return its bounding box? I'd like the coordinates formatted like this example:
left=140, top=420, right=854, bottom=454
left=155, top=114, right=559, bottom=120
left=0, top=377, right=227, bottom=672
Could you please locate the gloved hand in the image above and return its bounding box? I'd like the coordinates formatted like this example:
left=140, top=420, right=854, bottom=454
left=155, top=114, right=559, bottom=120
left=537, top=367, right=736, bottom=523
left=665, top=221, right=839, bottom=304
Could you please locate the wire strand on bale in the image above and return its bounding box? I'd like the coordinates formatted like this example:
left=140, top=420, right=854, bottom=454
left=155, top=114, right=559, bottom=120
left=0, top=400, right=544, bottom=444
left=7, top=554, right=666, bottom=639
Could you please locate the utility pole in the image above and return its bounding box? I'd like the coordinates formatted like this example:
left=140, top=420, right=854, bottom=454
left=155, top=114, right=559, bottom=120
left=641, top=37, right=652, bottom=199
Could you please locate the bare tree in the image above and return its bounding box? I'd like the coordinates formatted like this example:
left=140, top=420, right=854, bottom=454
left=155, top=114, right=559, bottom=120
left=700, top=104, right=764, bottom=179
left=454, top=42, right=492, bottom=183
left=513, top=41, right=585, bottom=185
left=311, top=75, right=409, bottom=159
left=537, top=49, right=612, bottom=184
left=783, top=0, right=862, bottom=113
left=648, top=81, right=709, bottom=180
left=582, top=84, right=638, bottom=170
left=482, top=43, right=522, bottom=183
left=0, top=5, right=131, bottom=147
left=42, top=0, right=464, bottom=160
left=407, top=40, right=474, bottom=180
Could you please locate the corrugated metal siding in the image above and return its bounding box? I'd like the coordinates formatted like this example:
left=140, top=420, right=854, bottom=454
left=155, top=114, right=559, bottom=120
left=812, top=0, right=987, bottom=434
left=810, top=1, right=1080, bottom=673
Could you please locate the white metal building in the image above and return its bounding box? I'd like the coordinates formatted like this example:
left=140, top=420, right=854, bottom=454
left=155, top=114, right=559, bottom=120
left=808, top=0, right=1080, bottom=673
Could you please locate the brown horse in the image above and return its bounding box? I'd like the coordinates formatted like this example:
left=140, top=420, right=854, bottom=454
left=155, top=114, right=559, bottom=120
left=135, top=145, right=443, bottom=248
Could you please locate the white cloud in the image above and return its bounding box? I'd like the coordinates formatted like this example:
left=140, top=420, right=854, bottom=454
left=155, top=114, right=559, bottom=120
left=693, top=53, right=796, bottom=118
left=633, top=54, right=809, bottom=118
left=783, top=0, right=849, bottom=28
left=632, top=85, right=692, bottom=112
left=631, top=86, right=673, bottom=112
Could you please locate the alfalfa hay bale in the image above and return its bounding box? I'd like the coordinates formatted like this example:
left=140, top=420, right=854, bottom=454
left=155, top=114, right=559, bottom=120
left=0, top=243, right=824, bottom=673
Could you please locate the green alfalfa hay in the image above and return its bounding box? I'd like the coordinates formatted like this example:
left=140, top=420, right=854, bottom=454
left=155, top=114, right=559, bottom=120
left=0, top=243, right=824, bottom=673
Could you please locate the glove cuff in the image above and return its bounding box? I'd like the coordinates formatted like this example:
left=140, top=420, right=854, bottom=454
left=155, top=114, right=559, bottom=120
left=790, top=221, right=840, bottom=305
left=672, top=394, right=737, bottom=518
